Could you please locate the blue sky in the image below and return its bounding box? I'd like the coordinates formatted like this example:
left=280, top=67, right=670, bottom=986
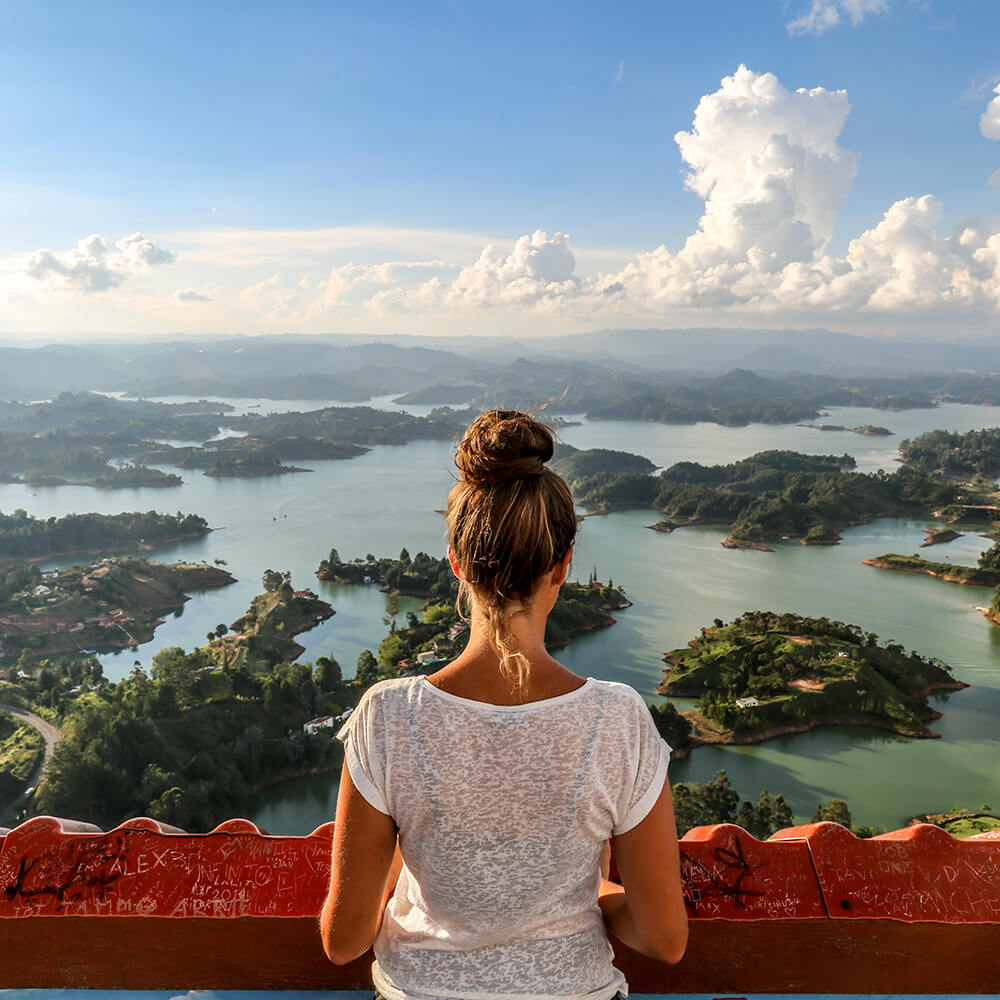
left=2, top=0, right=999, bottom=338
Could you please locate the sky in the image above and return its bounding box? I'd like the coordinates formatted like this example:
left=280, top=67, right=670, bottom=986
left=1, top=0, right=999, bottom=341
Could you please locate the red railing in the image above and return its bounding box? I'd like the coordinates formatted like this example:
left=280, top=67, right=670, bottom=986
left=0, top=816, right=997, bottom=992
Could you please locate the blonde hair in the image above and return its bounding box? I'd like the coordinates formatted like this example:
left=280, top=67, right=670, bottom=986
left=446, top=409, right=577, bottom=689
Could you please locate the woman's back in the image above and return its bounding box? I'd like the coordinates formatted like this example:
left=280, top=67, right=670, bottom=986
left=340, top=675, right=671, bottom=1000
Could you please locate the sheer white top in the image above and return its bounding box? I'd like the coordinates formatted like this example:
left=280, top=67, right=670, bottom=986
left=338, top=675, right=672, bottom=1000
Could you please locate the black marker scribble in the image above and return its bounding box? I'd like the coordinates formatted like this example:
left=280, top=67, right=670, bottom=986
left=4, top=833, right=133, bottom=911
left=681, top=836, right=766, bottom=915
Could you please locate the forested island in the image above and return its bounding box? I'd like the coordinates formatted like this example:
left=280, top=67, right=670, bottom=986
left=573, top=449, right=964, bottom=547
left=657, top=611, right=966, bottom=747
left=133, top=436, right=367, bottom=476
left=863, top=545, right=1000, bottom=588
left=0, top=509, right=210, bottom=563
left=798, top=423, right=893, bottom=436
left=0, top=556, right=234, bottom=661
left=316, top=548, right=631, bottom=663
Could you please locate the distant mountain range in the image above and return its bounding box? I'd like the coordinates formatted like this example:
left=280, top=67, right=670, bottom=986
left=1, top=327, right=999, bottom=400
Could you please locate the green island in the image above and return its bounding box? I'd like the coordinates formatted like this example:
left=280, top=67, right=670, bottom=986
left=862, top=548, right=1000, bottom=588
left=798, top=423, right=893, bottom=436
left=0, top=509, right=211, bottom=563
left=578, top=449, right=964, bottom=547
left=919, top=527, right=962, bottom=546
left=133, top=436, right=368, bottom=476
left=316, top=548, right=631, bottom=665
left=656, top=611, right=967, bottom=750
left=0, top=556, right=235, bottom=661
left=210, top=570, right=335, bottom=666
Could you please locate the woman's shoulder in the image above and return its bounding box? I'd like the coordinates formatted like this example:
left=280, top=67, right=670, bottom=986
left=353, top=675, right=424, bottom=713
left=584, top=678, right=654, bottom=719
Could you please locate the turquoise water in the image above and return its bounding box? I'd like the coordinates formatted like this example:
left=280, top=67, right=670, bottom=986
left=2, top=401, right=998, bottom=833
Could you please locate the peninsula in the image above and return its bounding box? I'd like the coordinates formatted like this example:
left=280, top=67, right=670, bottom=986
left=0, top=556, right=235, bottom=661
left=658, top=611, right=966, bottom=748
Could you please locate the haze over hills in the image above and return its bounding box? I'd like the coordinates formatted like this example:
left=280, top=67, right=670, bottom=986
left=2, top=328, right=1000, bottom=401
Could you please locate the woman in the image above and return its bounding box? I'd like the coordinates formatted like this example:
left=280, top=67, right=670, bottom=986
left=320, top=409, right=688, bottom=1000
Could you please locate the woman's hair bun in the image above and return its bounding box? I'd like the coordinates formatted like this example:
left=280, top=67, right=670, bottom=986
left=454, top=409, right=554, bottom=487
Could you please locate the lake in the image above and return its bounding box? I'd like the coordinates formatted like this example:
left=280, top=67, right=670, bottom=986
left=1, top=400, right=998, bottom=833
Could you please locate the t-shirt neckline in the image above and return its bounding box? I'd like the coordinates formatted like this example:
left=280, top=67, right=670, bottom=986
left=419, top=674, right=594, bottom=712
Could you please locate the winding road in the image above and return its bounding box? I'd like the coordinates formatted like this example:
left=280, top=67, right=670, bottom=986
left=0, top=703, right=60, bottom=825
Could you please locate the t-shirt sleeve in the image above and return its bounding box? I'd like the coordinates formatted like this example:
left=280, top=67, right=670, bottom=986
left=614, top=690, right=672, bottom=836
left=336, top=687, right=391, bottom=816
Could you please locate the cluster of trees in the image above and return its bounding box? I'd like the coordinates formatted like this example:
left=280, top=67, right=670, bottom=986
left=0, top=562, right=41, bottom=604
left=900, top=427, right=1000, bottom=477
left=30, top=641, right=351, bottom=830
left=0, top=509, right=209, bottom=561
left=671, top=770, right=880, bottom=838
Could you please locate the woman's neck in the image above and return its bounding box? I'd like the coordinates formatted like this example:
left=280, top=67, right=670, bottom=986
left=427, top=602, right=584, bottom=706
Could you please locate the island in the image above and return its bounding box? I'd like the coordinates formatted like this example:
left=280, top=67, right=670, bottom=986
left=919, top=528, right=963, bottom=546
left=798, top=423, right=893, bottom=436
left=316, top=548, right=631, bottom=663
left=215, top=572, right=334, bottom=667
left=132, top=436, right=368, bottom=475
left=0, top=509, right=211, bottom=563
left=657, top=611, right=967, bottom=749
left=862, top=547, right=1000, bottom=588
left=0, top=556, right=235, bottom=661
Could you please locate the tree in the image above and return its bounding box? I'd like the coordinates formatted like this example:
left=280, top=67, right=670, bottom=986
left=812, top=799, right=852, bottom=828
left=262, top=569, right=290, bottom=593
left=979, top=541, right=1000, bottom=571
left=356, top=650, right=379, bottom=686
left=315, top=656, right=342, bottom=691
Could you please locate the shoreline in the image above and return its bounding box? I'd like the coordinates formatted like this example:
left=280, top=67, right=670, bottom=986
left=671, top=709, right=943, bottom=757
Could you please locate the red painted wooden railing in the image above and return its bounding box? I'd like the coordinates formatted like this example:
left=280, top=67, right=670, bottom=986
left=0, top=816, right=997, bottom=991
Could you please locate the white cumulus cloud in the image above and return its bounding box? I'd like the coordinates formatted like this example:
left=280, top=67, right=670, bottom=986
left=372, top=231, right=579, bottom=313
left=787, top=0, right=889, bottom=36
left=25, top=232, right=175, bottom=292
left=982, top=83, right=1000, bottom=140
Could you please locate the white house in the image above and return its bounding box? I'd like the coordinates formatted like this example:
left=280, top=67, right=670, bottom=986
left=735, top=696, right=761, bottom=709
left=303, top=716, right=335, bottom=736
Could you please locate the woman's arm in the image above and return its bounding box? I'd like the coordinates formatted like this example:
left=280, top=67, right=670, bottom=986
left=598, top=780, right=688, bottom=964
left=319, top=759, right=400, bottom=965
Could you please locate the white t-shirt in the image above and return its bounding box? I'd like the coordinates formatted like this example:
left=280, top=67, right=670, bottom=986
left=338, top=675, right=672, bottom=1000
